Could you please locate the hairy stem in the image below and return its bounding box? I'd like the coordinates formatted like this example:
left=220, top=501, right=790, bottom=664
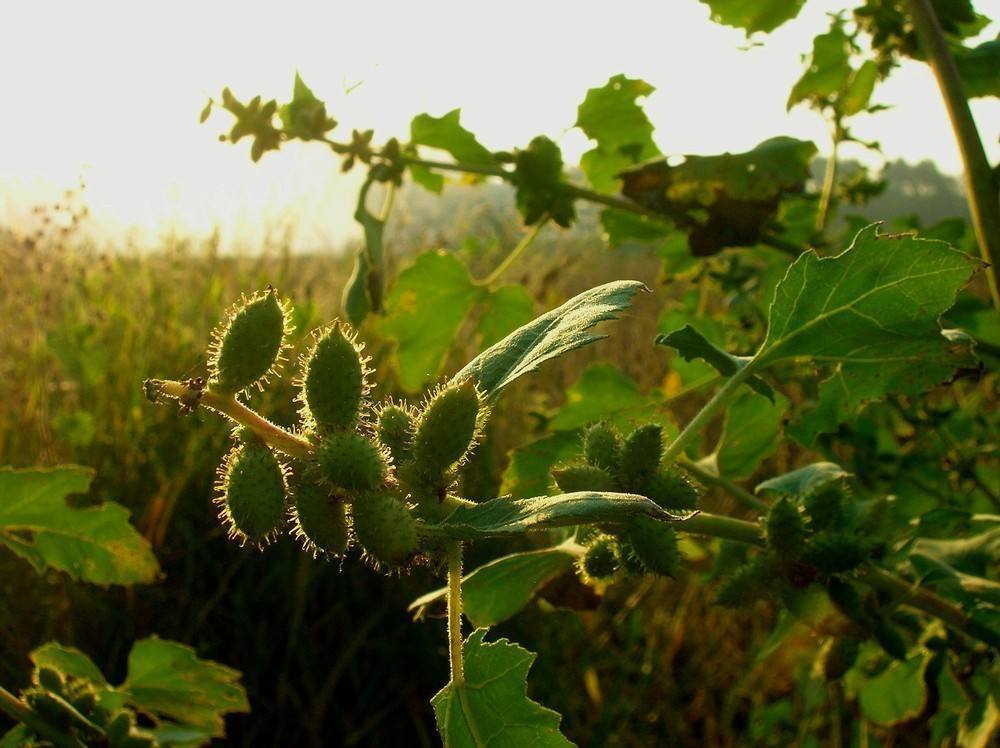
left=474, top=218, right=549, bottom=287
left=447, top=541, right=465, bottom=684
left=681, top=461, right=768, bottom=512
left=661, top=364, right=756, bottom=467
left=680, top=512, right=764, bottom=545
left=906, top=0, right=1000, bottom=310
left=0, top=685, right=85, bottom=748
left=145, top=379, right=313, bottom=459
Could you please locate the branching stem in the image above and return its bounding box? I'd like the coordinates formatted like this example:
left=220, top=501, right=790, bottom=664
left=0, top=685, right=85, bottom=748
left=474, top=218, right=549, bottom=287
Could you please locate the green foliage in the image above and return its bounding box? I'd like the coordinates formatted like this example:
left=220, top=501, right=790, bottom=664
left=552, top=464, right=617, bottom=493
left=432, top=630, right=572, bottom=748
left=220, top=89, right=281, bottom=162
left=617, top=423, right=663, bottom=490
left=857, top=654, right=928, bottom=724
left=375, top=402, right=415, bottom=466
left=289, top=476, right=349, bottom=558
left=511, top=136, right=575, bottom=227
left=625, top=515, right=680, bottom=576
left=9, top=638, right=248, bottom=746
left=954, top=40, right=1000, bottom=98
left=218, top=443, right=288, bottom=546
left=765, top=498, right=806, bottom=560
left=576, top=75, right=659, bottom=193
left=580, top=534, right=621, bottom=581
left=655, top=325, right=773, bottom=400
left=452, top=280, right=646, bottom=399
left=700, top=390, right=789, bottom=478
left=430, top=491, right=681, bottom=541
left=410, top=109, right=497, bottom=169
left=698, top=0, right=806, bottom=34
left=0, top=466, right=159, bottom=585
left=787, top=23, right=853, bottom=110
left=582, top=422, right=622, bottom=471
left=755, top=462, right=851, bottom=499
left=279, top=74, right=336, bottom=141
left=208, top=288, right=288, bottom=395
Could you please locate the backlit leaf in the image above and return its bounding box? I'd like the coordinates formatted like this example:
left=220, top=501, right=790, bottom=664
left=656, top=324, right=774, bottom=400
left=410, top=110, right=496, bottom=168
left=703, top=390, right=789, bottom=478
left=698, top=0, right=807, bottom=34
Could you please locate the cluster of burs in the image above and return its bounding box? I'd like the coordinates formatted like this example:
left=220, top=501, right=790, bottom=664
left=208, top=289, right=485, bottom=571
left=23, top=669, right=153, bottom=748
left=552, top=422, right=700, bottom=583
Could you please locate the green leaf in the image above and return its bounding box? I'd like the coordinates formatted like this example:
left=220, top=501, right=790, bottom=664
left=600, top=209, right=673, bottom=248
left=549, top=364, right=653, bottom=431
left=409, top=542, right=579, bottom=628
left=910, top=529, right=1000, bottom=607
left=122, top=636, right=249, bottom=738
left=452, top=280, right=646, bottom=399
left=576, top=75, right=659, bottom=193
left=656, top=324, right=774, bottom=400
left=703, top=390, right=789, bottom=479
left=758, top=225, right=982, bottom=442
left=511, top=136, right=575, bottom=227
left=279, top=73, right=336, bottom=140
left=380, top=251, right=482, bottom=392
left=858, top=654, right=930, bottom=726
left=841, top=59, right=879, bottom=116
left=0, top=466, right=159, bottom=586
left=621, top=137, right=817, bottom=255
left=698, top=0, right=806, bottom=34
left=476, top=285, right=535, bottom=350
left=955, top=40, right=1000, bottom=99
left=410, top=110, right=496, bottom=167
left=0, top=726, right=33, bottom=748
left=787, top=26, right=853, bottom=110
left=755, top=462, right=850, bottom=497
left=432, top=629, right=573, bottom=747
left=500, top=432, right=582, bottom=499
left=432, top=492, right=687, bottom=541
left=30, top=643, right=108, bottom=687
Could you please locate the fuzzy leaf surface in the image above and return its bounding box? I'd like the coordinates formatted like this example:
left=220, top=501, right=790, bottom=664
left=755, top=462, right=851, bottom=498
left=432, top=629, right=574, bottom=747
left=452, top=280, right=646, bottom=399
left=0, top=466, right=159, bottom=585
left=433, top=492, right=688, bottom=540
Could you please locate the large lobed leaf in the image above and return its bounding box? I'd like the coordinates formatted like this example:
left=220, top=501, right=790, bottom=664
left=0, top=466, right=159, bottom=585
left=431, top=491, right=687, bottom=541
left=122, top=637, right=250, bottom=738
left=410, top=109, right=497, bottom=168
left=432, top=629, right=573, bottom=747
left=452, top=280, right=647, bottom=399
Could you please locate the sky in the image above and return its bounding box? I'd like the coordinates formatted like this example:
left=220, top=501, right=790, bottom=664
left=1, top=0, right=998, bottom=251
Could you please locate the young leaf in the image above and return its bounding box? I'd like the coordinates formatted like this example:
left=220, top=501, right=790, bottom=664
left=476, top=284, right=535, bottom=349
left=698, top=0, right=806, bottom=34
left=0, top=466, right=159, bottom=586
left=452, top=280, right=646, bottom=399
left=431, top=491, right=689, bottom=540
left=842, top=60, right=879, bottom=116
left=122, top=636, right=250, bottom=738
left=432, top=629, right=573, bottom=747
left=30, top=643, right=108, bottom=687
left=576, top=75, right=659, bottom=193
left=409, top=543, right=579, bottom=628
left=410, top=110, right=496, bottom=167
left=755, top=462, right=851, bottom=498
left=656, top=324, right=774, bottom=400
left=787, top=25, right=852, bottom=110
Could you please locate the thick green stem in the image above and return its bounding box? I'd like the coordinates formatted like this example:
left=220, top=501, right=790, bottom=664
left=474, top=218, right=548, bottom=287
left=661, top=364, right=756, bottom=467
left=680, top=512, right=764, bottom=545
left=447, top=541, right=465, bottom=684
left=0, top=685, right=85, bottom=748
left=816, top=122, right=841, bottom=232
left=681, top=461, right=768, bottom=512
left=144, top=379, right=313, bottom=459
left=907, top=0, right=1000, bottom=310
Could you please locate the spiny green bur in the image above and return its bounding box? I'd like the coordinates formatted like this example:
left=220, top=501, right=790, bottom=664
left=625, top=515, right=680, bottom=577
left=765, top=498, right=806, bottom=560
left=803, top=531, right=870, bottom=574
left=210, top=288, right=288, bottom=394
left=377, top=402, right=415, bottom=466
left=303, top=323, right=366, bottom=431
left=291, top=476, right=349, bottom=557
left=552, top=463, right=617, bottom=493
left=618, top=424, right=663, bottom=490
left=352, top=491, right=419, bottom=569
left=804, top=486, right=847, bottom=532
left=219, top=443, right=288, bottom=545
left=583, top=422, right=622, bottom=471
left=413, top=379, right=481, bottom=477
left=315, top=431, right=387, bottom=492
left=580, top=535, right=620, bottom=581
left=714, top=555, right=775, bottom=608
left=645, top=469, right=699, bottom=510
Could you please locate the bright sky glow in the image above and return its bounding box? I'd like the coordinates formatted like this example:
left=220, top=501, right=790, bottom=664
left=1, top=0, right=998, bottom=250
